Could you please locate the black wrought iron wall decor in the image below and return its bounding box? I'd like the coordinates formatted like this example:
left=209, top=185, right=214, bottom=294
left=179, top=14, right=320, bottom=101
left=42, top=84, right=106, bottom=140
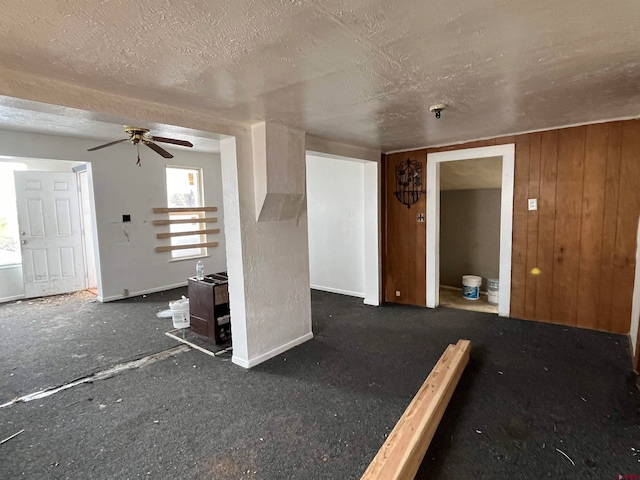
left=394, top=158, right=424, bottom=208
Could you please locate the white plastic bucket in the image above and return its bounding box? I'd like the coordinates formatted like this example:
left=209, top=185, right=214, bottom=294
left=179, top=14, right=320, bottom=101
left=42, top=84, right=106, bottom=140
left=487, top=278, right=499, bottom=305
left=462, top=275, right=482, bottom=300
left=169, top=298, right=190, bottom=329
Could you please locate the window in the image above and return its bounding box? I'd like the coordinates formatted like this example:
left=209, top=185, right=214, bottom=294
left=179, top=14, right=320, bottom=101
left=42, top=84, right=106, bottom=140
left=0, top=162, right=27, bottom=267
left=165, top=166, right=206, bottom=259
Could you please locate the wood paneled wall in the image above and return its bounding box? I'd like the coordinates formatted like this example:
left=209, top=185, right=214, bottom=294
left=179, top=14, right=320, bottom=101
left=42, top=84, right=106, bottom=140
left=384, top=150, right=427, bottom=306
left=383, top=120, right=640, bottom=339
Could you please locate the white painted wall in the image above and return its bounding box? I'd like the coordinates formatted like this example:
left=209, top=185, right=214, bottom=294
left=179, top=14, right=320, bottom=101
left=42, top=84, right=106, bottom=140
left=440, top=189, right=501, bottom=289
left=305, top=137, right=381, bottom=306
left=306, top=155, right=365, bottom=298
left=363, top=161, right=380, bottom=306
left=0, top=129, right=226, bottom=302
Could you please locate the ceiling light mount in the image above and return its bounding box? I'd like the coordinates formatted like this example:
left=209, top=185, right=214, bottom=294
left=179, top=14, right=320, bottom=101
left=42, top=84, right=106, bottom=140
left=123, top=125, right=150, bottom=144
left=430, top=104, right=447, bottom=119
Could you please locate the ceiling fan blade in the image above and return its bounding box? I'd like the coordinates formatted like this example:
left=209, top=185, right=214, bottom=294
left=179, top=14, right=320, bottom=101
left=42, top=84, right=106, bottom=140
left=143, top=140, right=173, bottom=158
left=149, top=136, right=193, bottom=148
left=87, top=138, right=129, bottom=151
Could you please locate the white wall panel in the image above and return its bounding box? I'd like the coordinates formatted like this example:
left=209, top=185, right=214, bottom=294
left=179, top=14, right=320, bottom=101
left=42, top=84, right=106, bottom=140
left=306, top=155, right=365, bottom=298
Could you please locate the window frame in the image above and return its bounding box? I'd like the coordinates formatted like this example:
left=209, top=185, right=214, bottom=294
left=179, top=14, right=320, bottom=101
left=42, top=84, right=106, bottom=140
left=165, top=165, right=207, bottom=260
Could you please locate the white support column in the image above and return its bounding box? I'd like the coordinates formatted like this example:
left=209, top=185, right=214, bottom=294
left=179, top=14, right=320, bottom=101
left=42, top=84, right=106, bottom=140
left=220, top=136, right=249, bottom=365
left=220, top=124, right=313, bottom=369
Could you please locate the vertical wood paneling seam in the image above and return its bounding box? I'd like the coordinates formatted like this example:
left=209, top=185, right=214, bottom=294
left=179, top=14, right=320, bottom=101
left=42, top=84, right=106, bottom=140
left=549, top=134, right=560, bottom=320
left=609, top=125, right=627, bottom=330
left=511, top=136, right=531, bottom=318
left=535, top=131, right=559, bottom=322
left=611, top=128, right=623, bottom=269
left=597, top=122, right=622, bottom=331
left=599, top=126, right=623, bottom=326
left=529, top=171, right=542, bottom=320
left=575, top=129, right=589, bottom=325
left=522, top=139, right=531, bottom=317
left=532, top=139, right=542, bottom=319
left=574, top=129, right=588, bottom=325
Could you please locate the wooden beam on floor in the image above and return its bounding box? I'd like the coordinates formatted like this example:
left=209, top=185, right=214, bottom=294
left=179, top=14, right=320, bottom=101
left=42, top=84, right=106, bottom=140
left=360, top=339, right=471, bottom=480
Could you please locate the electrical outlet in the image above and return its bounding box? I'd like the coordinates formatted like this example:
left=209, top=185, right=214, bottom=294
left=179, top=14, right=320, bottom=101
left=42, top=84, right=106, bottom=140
left=123, top=288, right=129, bottom=296
left=395, top=290, right=401, bottom=297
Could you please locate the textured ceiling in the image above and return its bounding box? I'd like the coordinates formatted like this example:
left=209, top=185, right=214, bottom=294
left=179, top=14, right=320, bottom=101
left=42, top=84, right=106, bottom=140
left=0, top=98, right=221, bottom=153
left=0, top=0, right=639, bottom=152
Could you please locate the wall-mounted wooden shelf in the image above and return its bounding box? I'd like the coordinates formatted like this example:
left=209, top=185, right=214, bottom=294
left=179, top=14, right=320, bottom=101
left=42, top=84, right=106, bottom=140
left=152, top=207, right=218, bottom=213
left=154, top=242, right=219, bottom=253
left=152, top=217, right=218, bottom=226
left=156, top=228, right=221, bottom=239
left=152, top=206, right=220, bottom=254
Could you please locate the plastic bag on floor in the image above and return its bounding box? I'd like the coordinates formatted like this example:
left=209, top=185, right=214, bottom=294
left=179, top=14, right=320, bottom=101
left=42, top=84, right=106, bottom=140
left=157, top=296, right=189, bottom=320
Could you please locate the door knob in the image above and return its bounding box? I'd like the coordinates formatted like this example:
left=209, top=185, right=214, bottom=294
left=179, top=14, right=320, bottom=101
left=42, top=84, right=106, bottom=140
left=21, top=240, right=28, bottom=245
left=20, top=231, right=26, bottom=235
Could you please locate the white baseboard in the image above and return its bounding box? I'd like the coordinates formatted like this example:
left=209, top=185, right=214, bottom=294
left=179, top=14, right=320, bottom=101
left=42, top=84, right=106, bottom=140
left=363, top=298, right=379, bottom=306
left=232, top=331, right=314, bottom=369
left=310, top=284, right=365, bottom=299
left=0, top=293, right=26, bottom=304
left=231, top=355, right=251, bottom=369
left=98, top=281, right=188, bottom=303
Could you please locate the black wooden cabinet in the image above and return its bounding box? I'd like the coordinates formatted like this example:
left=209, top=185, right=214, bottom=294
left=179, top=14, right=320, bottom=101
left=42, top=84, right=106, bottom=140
left=187, top=273, right=231, bottom=345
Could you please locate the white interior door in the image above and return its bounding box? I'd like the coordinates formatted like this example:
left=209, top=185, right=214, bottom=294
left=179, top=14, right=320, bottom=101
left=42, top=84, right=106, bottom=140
left=14, top=171, right=86, bottom=298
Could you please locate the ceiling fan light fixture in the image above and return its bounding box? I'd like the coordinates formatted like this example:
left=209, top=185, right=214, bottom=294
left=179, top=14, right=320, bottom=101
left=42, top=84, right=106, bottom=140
left=87, top=125, right=194, bottom=164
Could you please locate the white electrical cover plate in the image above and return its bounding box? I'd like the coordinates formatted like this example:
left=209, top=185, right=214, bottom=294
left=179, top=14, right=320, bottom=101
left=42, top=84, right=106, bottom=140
left=528, top=198, right=537, bottom=211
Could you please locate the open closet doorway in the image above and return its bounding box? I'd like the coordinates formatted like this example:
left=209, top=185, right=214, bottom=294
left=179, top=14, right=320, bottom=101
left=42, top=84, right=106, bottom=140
left=438, top=157, right=502, bottom=313
left=426, top=144, right=515, bottom=317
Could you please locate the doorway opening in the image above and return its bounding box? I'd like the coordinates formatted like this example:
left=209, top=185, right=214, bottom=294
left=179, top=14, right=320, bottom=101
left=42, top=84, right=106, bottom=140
left=75, top=164, right=98, bottom=294
left=438, top=157, right=502, bottom=314
left=0, top=159, right=98, bottom=303
left=426, top=144, right=515, bottom=317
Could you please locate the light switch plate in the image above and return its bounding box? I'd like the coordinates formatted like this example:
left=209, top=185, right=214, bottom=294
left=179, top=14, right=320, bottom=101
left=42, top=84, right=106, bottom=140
left=528, top=198, right=537, bottom=211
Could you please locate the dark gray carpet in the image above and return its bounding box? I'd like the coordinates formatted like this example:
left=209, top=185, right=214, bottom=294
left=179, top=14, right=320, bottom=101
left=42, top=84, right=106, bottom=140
left=0, top=289, right=638, bottom=479
left=0, top=289, right=182, bottom=399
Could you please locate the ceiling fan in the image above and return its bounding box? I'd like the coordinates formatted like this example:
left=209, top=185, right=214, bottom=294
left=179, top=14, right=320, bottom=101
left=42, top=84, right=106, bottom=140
left=87, top=125, right=193, bottom=165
